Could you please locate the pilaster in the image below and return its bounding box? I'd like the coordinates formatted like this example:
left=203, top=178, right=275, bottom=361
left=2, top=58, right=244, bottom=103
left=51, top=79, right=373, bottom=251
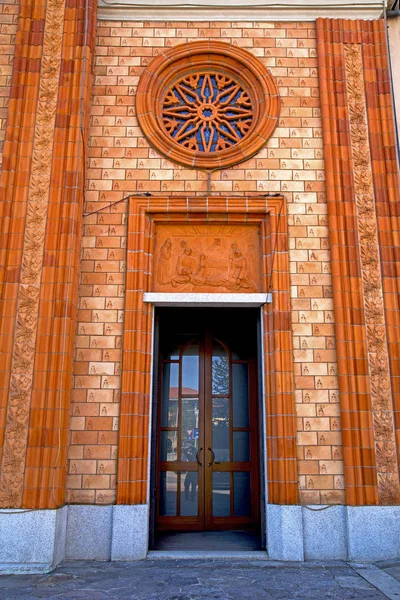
left=316, top=17, right=400, bottom=505
left=0, top=0, right=97, bottom=508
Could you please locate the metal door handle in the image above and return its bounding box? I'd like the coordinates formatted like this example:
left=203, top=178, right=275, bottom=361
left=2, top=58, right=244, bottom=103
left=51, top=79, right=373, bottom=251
left=196, top=448, right=203, bottom=466
left=208, top=448, right=220, bottom=466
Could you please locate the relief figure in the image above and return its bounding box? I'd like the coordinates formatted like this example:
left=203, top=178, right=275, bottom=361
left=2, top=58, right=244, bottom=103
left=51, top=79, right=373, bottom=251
left=171, top=242, right=197, bottom=287
left=203, top=238, right=224, bottom=279
left=227, top=245, right=257, bottom=291
left=191, top=254, right=207, bottom=286
left=157, top=238, right=172, bottom=285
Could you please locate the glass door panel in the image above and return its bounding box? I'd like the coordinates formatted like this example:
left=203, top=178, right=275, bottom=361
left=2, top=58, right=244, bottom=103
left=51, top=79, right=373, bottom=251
left=206, top=334, right=257, bottom=527
left=233, top=431, right=250, bottom=462
left=212, top=398, right=230, bottom=463
left=180, top=398, right=199, bottom=459
left=182, top=345, right=200, bottom=393
left=157, top=325, right=258, bottom=532
left=161, top=363, right=179, bottom=427
left=212, top=341, right=229, bottom=395
left=157, top=339, right=203, bottom=528
left=159, top=471, right=178, bottom=516
left=232, top=363, right=249, bottom=428
left=212, top=473, right=230, bottom=517
left=160, top=431, right=178, bottom=462
left=233, top=472, right=251, bottom=517
left=181, top=472, right=198, bottom=516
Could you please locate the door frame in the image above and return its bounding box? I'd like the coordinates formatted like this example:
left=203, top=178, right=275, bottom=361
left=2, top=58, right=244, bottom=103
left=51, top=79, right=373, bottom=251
left=149, top=306, right=266, bottom=546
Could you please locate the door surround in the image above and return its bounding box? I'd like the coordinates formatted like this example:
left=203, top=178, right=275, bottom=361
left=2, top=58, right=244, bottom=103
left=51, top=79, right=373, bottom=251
left=117, top=195, right=297, bottom=507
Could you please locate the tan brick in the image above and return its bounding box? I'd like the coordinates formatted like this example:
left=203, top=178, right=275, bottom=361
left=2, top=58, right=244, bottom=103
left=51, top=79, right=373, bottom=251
left=306, top=475, right=333, bottom=490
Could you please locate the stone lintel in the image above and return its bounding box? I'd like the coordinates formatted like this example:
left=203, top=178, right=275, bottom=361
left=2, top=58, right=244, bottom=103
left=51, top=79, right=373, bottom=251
left=143, top=292, right=271, bottom=307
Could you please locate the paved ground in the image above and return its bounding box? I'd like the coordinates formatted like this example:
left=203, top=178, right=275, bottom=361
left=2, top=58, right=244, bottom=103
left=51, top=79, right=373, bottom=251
left=1, top=559, right=400, bottom=600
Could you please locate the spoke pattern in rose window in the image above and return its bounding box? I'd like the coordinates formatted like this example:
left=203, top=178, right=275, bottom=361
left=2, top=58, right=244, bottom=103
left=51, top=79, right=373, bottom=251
left=162, top=73, right=253, bottom=153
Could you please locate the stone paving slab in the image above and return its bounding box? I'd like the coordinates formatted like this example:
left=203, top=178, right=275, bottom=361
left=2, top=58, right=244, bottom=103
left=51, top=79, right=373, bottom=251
left=376, top=563, right=400, bottom=585
left=0, top=559, right=394, bottom=600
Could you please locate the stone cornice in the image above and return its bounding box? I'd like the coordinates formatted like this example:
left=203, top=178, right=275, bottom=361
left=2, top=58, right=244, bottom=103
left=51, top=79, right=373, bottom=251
left=98, top=0, right=386, bottom=21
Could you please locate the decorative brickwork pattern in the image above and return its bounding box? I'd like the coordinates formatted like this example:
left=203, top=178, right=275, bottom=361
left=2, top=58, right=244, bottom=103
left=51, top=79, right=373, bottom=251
left=0, top=0, right=18, bottom=173
left=317, top=18, right=400, bottom=505
left=0, top=0, right=97, bottom=508
left=70, top=21, right=343, bottom=506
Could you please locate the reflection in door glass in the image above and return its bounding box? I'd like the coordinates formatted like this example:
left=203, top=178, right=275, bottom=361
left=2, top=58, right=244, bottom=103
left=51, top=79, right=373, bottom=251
left=161, top=363, right=179, bottom=427
left=212, top=472, right=230, bottom=517
left=234, top=472, right=251, bottom=517
left=159, top=471, right=177, bottom=516
left=180, top=398, right=199, bottom=458
left=182, top=344, right=199, bottom=393
left=181, top=471, right=198, bottom=516
left=212, top=341, right=229, bottom=394
left=212, top=397, right=230, bottom=462
left=160, top=431, right=178, bottom=462
left=233, top=431, right=250, bottom=462
left=232, top=363, right=249, bottom=428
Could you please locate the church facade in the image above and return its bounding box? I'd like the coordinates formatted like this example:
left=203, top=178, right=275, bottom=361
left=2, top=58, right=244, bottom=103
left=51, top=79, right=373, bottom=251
left=1, top=0, right=400, bottom=572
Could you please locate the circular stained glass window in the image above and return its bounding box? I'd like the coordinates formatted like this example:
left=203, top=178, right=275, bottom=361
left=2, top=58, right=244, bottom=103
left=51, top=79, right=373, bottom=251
left=136, top=42, right=280, bottom=170
left=162, top=72, right=253, bottom=154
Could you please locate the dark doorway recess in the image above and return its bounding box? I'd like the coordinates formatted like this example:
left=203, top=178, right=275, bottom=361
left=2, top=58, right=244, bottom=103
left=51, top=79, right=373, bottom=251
left=150, top=308, right=264, bottom=551
left=155, top=530, right=261, bottom=551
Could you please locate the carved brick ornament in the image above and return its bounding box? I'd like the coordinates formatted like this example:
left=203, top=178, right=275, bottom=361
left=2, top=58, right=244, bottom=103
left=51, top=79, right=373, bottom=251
left=136, top=42, right=280, bottom=169
left=344, top=43, right=400, bottom=504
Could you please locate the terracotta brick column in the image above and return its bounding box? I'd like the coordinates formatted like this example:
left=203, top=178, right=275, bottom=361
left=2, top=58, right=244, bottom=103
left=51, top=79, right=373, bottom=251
left=0, top=0, right=96, bottom=508
left=316, top=18, right=400, bottom=505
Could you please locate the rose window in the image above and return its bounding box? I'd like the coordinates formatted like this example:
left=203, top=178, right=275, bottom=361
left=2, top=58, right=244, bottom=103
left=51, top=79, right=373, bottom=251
left=162, top=73, right=253, bottom=153
left=136, top=41, right=280, bottom=169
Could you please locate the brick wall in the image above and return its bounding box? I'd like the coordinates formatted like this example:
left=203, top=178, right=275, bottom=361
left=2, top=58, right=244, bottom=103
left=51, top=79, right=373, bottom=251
left=0, top=0, right=18, bottom=173
left=67, top=20, right=344, bottom=505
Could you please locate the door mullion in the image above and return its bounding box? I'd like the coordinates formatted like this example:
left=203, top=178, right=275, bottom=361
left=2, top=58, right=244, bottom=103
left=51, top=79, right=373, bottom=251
left=199, top=333, right=206, bottom=530
left=229, top=342, right=233, bottom=519
left=204, top=329, right=213, bottom=530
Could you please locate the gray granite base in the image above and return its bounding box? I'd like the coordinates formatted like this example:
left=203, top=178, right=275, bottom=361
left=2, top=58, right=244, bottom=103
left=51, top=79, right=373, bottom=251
left=302, top=505, right=347, bottom=560
left=266, top=504, right=400, bottom=561
left=347, top=506, right=400, bottom=561
left=65, top=504, right=149, bottom=561
left=266, top=504, right=304, bottom=561
left=111, top=504, right=149, bottom=560
left=0, top=507, right=67, bottom=574
left=65, top=505, right=113, bottom=561
left=1, top=503, right=400, bottom=572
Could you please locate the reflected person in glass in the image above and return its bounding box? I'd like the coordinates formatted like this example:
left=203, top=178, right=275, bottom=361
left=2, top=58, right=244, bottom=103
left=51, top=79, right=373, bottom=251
left=183, top=443, right=198, bottom=502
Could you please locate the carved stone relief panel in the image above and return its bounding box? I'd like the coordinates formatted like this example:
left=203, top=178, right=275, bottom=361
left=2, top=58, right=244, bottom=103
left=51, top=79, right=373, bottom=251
left=152, top=224, right=261, bottom=293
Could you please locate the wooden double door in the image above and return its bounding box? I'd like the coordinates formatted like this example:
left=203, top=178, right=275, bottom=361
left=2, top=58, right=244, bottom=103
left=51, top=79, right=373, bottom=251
left=156, top=314, right=260, bottom=532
